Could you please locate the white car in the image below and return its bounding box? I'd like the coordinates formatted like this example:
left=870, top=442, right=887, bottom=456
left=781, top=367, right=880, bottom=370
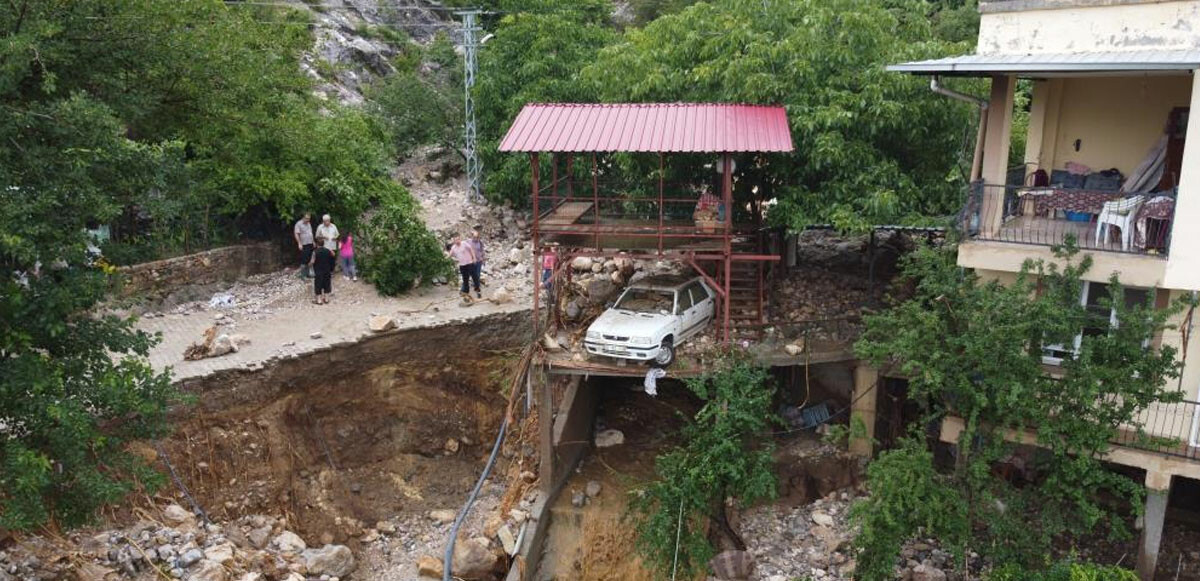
left=584, top=275, right=716, bottom=367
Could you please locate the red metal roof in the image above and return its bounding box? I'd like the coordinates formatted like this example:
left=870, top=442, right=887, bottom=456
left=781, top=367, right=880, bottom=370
left=497, top=103, right=794, bottom=153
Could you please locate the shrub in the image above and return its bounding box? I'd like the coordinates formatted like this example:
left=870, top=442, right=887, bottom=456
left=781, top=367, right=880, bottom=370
left=360, top=200, right=452, bottom=296
left=989, top=559, right=1138, bottom=581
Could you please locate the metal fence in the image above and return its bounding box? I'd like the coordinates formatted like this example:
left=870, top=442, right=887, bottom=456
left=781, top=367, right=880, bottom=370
left=1110, top=399, right=1200, bottom=461
left=961, top=183, right=1174, bottom=256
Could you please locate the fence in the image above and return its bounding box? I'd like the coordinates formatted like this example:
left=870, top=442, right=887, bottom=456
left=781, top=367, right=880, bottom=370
left=1111, top=399, right=1200, bottom=461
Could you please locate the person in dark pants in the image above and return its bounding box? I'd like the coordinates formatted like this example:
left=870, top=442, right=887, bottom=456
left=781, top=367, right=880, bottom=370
left=448, top=234, right=478, bottom=302
left=310, top=236, right=335, bottom=304
left=468, top=227, right=485, bottom=299
left=294, top=213, right=314, bottom=278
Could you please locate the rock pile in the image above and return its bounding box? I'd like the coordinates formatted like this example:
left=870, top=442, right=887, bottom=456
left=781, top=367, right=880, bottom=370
left=70, top=505, right=355, bottom=581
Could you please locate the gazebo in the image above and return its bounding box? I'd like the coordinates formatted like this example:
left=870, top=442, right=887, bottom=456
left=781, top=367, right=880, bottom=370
left=498, top=102, right=795, bottom=342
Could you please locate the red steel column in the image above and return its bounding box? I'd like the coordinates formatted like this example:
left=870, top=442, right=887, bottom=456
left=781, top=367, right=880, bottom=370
left=658, top=153, right=664, bottom=255
left=566, top=154, right=574, bottom=200
left=551, top=153, right=558, bottom=207
left=531, top=153, right=541, bottom=339
left=722, top=153, right=733, bottom=343
left=592, top=153, right=599, bottom=249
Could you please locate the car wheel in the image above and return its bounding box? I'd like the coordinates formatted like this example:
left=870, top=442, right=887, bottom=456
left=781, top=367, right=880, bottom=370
left=653, top=339, right=675, bottom=368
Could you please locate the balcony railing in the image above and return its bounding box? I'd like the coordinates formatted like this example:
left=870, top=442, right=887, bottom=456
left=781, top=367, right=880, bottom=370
left=1111, top=399, right=1200, bottom=461
left=961, top=183, right=1175, bottom=256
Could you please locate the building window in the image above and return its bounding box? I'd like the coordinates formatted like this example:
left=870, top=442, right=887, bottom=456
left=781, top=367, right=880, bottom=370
left=1043, top=282, right=1150, bottom=364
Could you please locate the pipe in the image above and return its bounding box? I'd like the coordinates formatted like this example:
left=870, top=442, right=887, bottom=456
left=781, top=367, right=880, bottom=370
left=930, top=76, right=989, bottom=182
left=444, top=417, right=508, bottom=581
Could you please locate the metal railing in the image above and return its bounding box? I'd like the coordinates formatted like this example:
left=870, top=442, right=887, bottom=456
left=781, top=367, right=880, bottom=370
left=961, top=183, right=1175, bottom=256
left=1110, top=399, right=1200, bottom=461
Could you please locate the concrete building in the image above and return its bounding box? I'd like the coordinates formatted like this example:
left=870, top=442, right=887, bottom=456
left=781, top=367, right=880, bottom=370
left=890, top=1, right=1200, bottom=578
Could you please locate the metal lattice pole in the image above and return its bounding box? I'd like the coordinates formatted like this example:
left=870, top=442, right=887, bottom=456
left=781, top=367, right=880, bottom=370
left=458, top=9, right=483, bottom=203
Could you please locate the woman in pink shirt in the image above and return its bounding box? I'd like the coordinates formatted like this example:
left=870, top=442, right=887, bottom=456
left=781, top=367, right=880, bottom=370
left=449, top=235, right=478, bottom=300
left=541, top=247, right=557, bottom=291
left=339, top=233, right=357, bottom=281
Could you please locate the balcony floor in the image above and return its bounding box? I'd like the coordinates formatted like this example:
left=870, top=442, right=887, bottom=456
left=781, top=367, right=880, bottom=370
left=982, top=215, right=1167, bottom=256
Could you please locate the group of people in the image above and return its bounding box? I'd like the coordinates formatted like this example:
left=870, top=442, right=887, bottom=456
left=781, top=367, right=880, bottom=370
left=293, top=213, right=356, bottom=305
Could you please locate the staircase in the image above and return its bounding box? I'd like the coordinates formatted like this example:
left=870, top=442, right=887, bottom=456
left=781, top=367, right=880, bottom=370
left=727, top=236, right=767, bottom=333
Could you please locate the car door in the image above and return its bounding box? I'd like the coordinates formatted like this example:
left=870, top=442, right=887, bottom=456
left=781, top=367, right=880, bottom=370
left=673, top=286, right=693, bottom=339
left=681, top=282, right=712, bottom=338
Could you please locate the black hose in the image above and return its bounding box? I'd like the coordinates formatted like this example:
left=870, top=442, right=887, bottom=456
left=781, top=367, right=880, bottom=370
left=443, top=416, right=509, bottom=581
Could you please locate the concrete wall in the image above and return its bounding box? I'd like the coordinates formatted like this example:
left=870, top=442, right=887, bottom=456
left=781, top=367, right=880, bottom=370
left=117, top=242, right=283, bottom=301
left=977, top=0, right=1200, bottom=54
left=1025, top=76, right=1192, bottom=177
left=1164, top=74, right=1200, bottom=290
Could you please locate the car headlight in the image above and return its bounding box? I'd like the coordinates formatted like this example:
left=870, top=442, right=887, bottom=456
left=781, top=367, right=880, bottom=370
left=586, top=330, right=601, bottom=341
left=630, top=336, right=653, bottom=345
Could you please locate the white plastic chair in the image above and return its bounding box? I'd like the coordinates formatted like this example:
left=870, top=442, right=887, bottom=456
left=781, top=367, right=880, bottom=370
left=1094, top=195, right=1145, bottom=250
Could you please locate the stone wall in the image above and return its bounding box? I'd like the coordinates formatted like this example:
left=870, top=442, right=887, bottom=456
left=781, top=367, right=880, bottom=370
left=117, top=242, right=283, bottom=301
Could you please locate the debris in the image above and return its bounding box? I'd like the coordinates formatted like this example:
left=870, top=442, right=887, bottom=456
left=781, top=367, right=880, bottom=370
left=585, top=480, right=602, bottom=498
left=428, top=509, right=457, bottom=523
left=444, top=438, right=460, bottom=454
left=416, top=555, right=442, bottom=578
left=644, top=367, right=666, bottom=396
left=497, top=524, right=517, bottom=556
left=272, top=531, right=306, bottom=554
left=452, top=538, right=499, bottom=579
left=811, top=512, right=835, bottom=527
left=571, top=491, right=586, bottom=508
left=490, top=287, right=513, bottom=304
left=208, top=293, right=236, bottom=308
left=709, top=550, right=755, bottom=580
left=309, top=331, right=323, bottom=340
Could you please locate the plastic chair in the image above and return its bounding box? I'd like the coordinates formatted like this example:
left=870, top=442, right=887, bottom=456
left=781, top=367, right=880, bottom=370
left=1095, top=195, right=1145, bottom=250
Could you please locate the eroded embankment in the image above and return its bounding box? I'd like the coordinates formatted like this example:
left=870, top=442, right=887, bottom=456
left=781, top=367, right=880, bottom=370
left=153, top=310, right=531, bottom=543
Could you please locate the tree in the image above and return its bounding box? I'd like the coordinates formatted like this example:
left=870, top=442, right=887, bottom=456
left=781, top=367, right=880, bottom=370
left=473, top=4, right=617, bottom=204
left=359, top=195, right=454, bottom=296
left=633, top=357, right=778, bottom=577
left=851, top=242, right=1188, bottom=578
left=581, top=0, right=977, bottom=231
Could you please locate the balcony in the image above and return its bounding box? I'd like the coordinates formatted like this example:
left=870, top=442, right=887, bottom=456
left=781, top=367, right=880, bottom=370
left=1113, top=399, right=1200, bottom=462
left=962, top=183, right=1176, bottom=257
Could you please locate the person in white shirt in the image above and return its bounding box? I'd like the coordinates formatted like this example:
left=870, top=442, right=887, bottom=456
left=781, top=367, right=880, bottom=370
left=316, top=214, right=339, bottom=253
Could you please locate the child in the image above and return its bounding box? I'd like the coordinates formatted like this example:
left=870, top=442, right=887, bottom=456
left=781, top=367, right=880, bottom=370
left=310, top=236, right=335, bottom=304
left=540, top=246, right=557, bottom=291
left=339, top=232, right=357, bottom=281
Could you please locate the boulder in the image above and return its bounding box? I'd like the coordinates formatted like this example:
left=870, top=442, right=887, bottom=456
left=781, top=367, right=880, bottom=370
left=429, top=509, right=457, bottom=523
left=508, top=248, right=523, bottom=264
left=565, top=299, right=582, bottom=320
left=302, top=545, right=355, bottom=578
left=571, top=257, right=594, bottom=272
left=584, top=279, right=616, bottom=306
left=204, top=543, right=235, bottom=566
left=162, top=504, right=195, bottom=527
left=178, top=548, right=204, bottom=568
left=416, top=555, right=442, bottom=578
left=497, top=524, right=517, bottom=556
left=784, top=339, right=806, bottom=356
left=595, top=429, right=624, bottom=448
left=209, top=334, right=236, bottom=357
left=610, top=271, right=625, bottom=285
left=911, top=564, right=947, bottom=581
left=709, top=550, right=755, bottom=580
left=811, top=512, right=835, bottom=527
left=273, top=531, right=306, bottom=553
left=444, top=438, right=460, bottom=454
left=452, top=539, right=499, bottom=579
left=368, top=315, right=396, bottom=332
left=187, top=559, right=227, bottom=581
left=585, top=480, right=602, bottom=498
left=247, top=526, right=272, bottom=549
left=590, top=262, right=603, bottom=274
left=490, top=288, right=513, bottom=304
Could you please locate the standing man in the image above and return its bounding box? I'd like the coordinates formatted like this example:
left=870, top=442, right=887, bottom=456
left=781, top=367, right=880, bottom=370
left=294, top=213, right=314, bottom=279
left=468, top=227, right=485, bottom=299
left=449, top=234, right=479, bottom=303
left=316, top=214, right=339, bottom=253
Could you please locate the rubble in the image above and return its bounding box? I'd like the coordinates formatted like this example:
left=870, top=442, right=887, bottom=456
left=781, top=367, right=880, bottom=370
left=594, top=428, right=625, bottom=448
left=368, top=314, right=396, bottom=332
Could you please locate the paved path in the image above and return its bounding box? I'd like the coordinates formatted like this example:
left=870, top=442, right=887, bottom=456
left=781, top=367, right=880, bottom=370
left=136, top=269, right=532, bottom=382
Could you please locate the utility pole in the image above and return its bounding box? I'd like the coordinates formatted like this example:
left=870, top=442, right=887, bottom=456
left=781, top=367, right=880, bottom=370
left=457, top=9, right=483, bottom=203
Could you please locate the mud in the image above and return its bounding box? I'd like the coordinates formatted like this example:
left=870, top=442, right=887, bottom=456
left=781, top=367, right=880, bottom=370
left=150, top=311, right=531, bottom=546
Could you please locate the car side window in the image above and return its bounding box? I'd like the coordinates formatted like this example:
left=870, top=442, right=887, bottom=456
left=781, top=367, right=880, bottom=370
left=688, top=283, right=708, bottom=306
left=675, top=287, right=693, bottom=314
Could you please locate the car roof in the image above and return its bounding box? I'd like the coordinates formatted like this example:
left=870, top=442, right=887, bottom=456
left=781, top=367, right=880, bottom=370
left=627, top=274, right=701, bottom=291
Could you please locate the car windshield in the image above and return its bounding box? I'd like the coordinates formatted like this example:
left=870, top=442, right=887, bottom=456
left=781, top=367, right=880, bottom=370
left=614, top=288, right=674, bottom=314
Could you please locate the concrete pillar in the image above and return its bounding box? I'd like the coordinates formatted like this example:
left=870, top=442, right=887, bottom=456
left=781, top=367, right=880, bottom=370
left=980, top=75, right=1016, bottom=235
left=1136, top=471, right=1172, bottom=581
left=537, top=368, right=555, bottom=496
left=849, top=363, right=879, bottom=457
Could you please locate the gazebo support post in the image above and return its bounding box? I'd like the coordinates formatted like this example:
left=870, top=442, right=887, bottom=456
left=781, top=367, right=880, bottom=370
left=531, top=152, right=541, bottom=340
left=722, top=152, right=733, bottom=344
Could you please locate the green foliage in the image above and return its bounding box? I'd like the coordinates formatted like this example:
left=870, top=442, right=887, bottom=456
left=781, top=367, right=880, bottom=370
left=360, top=196, right=453, bottom=296
left=990, top=559, right=1138, bottom=581
left=0, top=75, right=179, bottom=530
left=581, top=0, right=977, bottom=231
left=368, top=33, right=463, bottom=159
left=3, top=0, right=416, bottom=259
left=474, top=4, right=618, bottom=204
left=852, top=242, right=1187, bottom=578
left=633, top=356, right=778, bottom=577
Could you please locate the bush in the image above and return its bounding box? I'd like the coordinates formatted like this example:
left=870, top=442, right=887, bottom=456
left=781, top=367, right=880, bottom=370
left=360, top=200, right=452, bottom=295
left=989, top=559, right=1138, bottom=581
